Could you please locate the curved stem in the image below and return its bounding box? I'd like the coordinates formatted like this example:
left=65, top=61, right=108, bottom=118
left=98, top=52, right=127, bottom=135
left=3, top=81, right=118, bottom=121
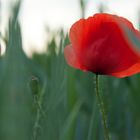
left=32, top=79, right=47, bottom=140
left=95, top=74, right=110, bottom=140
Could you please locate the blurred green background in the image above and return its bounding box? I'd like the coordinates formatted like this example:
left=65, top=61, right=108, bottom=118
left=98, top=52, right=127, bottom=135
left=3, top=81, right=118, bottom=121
left=0, top=1, right=140, bottom=140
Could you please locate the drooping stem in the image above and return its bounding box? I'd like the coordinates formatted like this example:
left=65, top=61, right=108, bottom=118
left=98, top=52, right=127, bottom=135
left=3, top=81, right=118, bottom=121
left=31, top=77, right=47, bottom=140
left=95, top=74, right=110, bottom=140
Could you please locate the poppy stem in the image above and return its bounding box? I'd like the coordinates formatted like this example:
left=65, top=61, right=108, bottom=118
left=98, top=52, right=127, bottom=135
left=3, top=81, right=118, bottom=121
left=95, top=74, right=110, bottom=140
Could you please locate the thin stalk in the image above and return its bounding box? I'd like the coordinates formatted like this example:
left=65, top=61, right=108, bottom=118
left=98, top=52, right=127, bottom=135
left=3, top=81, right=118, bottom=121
left=32, top=79, right=47, bottom=140
left=95, top=74, right=110, bottom=140
left=32, top=97, right=41, bottom=140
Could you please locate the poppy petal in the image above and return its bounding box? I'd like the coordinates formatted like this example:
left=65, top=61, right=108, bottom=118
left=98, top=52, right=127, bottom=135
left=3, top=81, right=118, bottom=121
left=64, top=44, right=80, bottom=69
left=69, top=19, right=85, bottom=50
left=110, top=63, right=140, bottom=78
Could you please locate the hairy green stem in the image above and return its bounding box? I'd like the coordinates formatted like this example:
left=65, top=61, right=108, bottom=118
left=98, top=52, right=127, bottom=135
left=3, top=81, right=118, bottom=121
left=32, top=78, right=47, bottom=140
left=95, top=74, right=110, bottom=140
left=32, top=96, right=42, bottom=140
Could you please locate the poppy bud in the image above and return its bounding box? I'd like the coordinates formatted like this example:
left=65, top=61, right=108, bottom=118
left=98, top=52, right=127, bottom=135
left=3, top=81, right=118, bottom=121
left=30, top=76, right=40, bottom=96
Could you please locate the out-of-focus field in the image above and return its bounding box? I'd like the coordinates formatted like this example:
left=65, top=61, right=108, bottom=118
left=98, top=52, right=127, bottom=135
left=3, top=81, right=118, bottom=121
left=0, top=1, right=140, bottom=140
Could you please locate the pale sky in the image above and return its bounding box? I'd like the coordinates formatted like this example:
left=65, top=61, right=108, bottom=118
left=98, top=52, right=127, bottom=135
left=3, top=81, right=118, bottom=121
left=1, top=0, right=140, bottom=56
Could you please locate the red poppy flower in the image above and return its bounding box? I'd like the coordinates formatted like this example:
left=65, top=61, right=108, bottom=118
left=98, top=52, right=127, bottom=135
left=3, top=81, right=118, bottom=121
left=64, top=13, right=140, bottom=78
